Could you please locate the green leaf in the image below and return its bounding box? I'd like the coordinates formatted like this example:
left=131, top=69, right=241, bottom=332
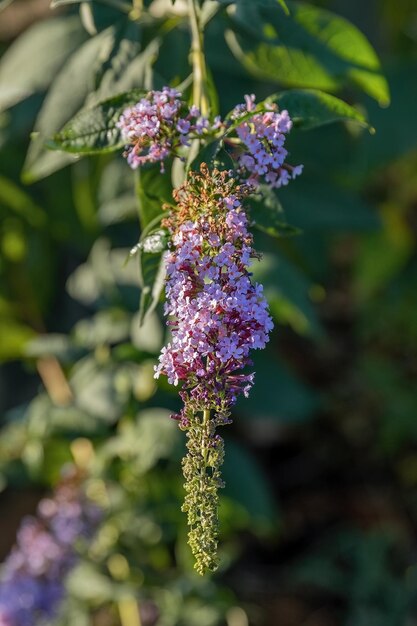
left=241, top=0, right=289, bottom=13
left=70, top=356, right=129, bottom=423
left=25, top=334, right=80, bottom=362
left=135, top=164, right=172, bottom=230
left=0, top=176, right=46, bottom=227
left=279, top=175, right=380, bottom=232
left=248, top=184, right=299, bottom=238
left=97, top=158, right=136, bottom=224
left=270, top=89, right=372, bottom=131
left=0, top=318, right=36, bottom=362
left=101, top=409, right=180, bottom=472
left=74, top=309, right=131, bottom=348
left=22, top=28, right=114, bottom=183
left=251, top=252, right=321, bottom=335
left=236, top=350, right=317, bottom=419
left=0, top=17, right=87, bottom=112
left=189, top=139, right=235, bottom=173
left=136, top=212, right=167, bottom=326
left=49, top=89, right=145, bottom=155
left=227, top=0, right=390, bottom=106
left=67, top=563, right=117, bottom=604
left=88, top=20, right=142, bottom=102
left=66, top=238, right=140, bottom=306
left=138, top=248, right=166, bottom=326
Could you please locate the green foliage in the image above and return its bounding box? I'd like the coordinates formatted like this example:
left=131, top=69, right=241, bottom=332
left=49, top=89, right=146, bottom=154
left=0, top=17, right=87, bottom=112
left=226, top=0, right=390, bottom=105
left=271, top=89, right=371, bottom=131
left=3, top=0, right=416, bottom=623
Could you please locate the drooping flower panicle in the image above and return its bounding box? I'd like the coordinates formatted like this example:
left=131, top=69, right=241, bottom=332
left=0, top=470, right=100, bottom=626
left=154, top=166, right=273, bottom=573
left=232, top=94, right=303, bottom=188
left=117, top=86, right=302, bottom=574
left=155, top=166, right=273, bottom=417
left=117, top=86, right=219, bottom=171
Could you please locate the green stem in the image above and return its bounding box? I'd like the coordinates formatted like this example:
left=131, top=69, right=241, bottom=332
left=201, top=408, right=210, bottom=471
left=188, top=0, right=209, bottom=115
left=129, top=0, right=143, bottom=19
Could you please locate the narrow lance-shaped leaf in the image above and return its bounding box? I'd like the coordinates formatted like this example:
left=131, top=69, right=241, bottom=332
left=0, top=17, right=87, bottom=112
left=48, top=89, right=146, bottom=154
left=134, top=164, right=173, bottom=230
left=22, top=28, right=115, bottom=183
left=136, top=214, right=168, bottom=326
left=269, top=89, right=373, bottom=131
left=138, top=249, right=166, bottom=326
left=88, top=20, right=142, bottom=103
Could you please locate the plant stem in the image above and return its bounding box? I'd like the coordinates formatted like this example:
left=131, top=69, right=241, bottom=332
left=188, top=0, right=209, bottom=115
left=202, top=408, right=210, bottom=466
left=130, top=0, right=143, bottom=19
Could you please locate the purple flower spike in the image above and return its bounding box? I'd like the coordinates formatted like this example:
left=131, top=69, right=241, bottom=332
left=155, top=165, right=273, bottom=422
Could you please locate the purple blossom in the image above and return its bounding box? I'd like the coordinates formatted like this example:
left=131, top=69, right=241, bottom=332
left=0, top=472, right=100, bottom=626
left=232, top=95, right=303, bottom=189
left=155, top=168, right=273, bottom=422
left=117, top=86, right=216, bottom=170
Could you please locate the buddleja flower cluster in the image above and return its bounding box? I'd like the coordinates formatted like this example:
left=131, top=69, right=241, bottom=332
left=154, top=166, right=273, bottom=573
left=232, top=94, right=303, bottom=188
left=118, top=86, right=302, bottom=574
left=0, top=470, right=99, bottom=626
left=116, top=86, right=219, bottom=171
left=118, top=88, right=302, bottom=189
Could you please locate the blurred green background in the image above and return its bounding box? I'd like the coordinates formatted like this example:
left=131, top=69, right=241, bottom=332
left=1, top=0, right=417, bottom=624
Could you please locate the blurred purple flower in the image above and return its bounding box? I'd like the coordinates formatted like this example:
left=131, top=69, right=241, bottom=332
left=0, top=472, right=100, bottom=626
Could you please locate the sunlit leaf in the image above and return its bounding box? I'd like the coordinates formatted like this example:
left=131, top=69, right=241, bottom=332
left=270, top=89, right=371, bottom=131
left=227, top=0, right=390, bottom=105
left=0, top=17, right=86, bottom=112
left=49, top=89, right=145, bottom=155
left=22, top=29, right=113, bottom=182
